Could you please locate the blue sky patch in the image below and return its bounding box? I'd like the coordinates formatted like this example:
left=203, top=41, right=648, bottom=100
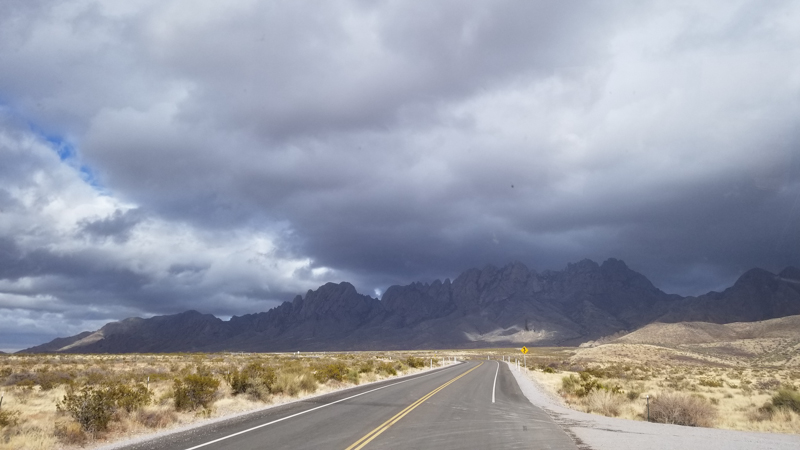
left=29, top=123, right=105, bottom=192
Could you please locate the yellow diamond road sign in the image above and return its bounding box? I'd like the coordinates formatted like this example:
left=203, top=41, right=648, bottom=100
left=521, top=346, right=528, bottom=354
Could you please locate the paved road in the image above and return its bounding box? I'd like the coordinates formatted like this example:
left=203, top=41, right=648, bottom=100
left=115, top=361, right=576, bottom=450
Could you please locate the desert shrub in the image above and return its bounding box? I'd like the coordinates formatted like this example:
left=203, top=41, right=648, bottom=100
left=649, top=392, right=717, bottom=427
left=0, top=408, right=20, bottom=428
left=299, top=372, right=318, bottom=392
left=224, top=363, right=276, bottom=400
left=584, top=390, right=625, bottom=417
left=57, top=386, right=117, bottom=434
left=698, top=378, right=724, bottom=388
left=769, top=387, right=800, bottom=414
left=561, top=374, right=580, bottom=395
left=84, top=368, right=110, bottom=386
left=376, top=361, right=397, bottom=376
left=542, top=366, right=557, bottom=374
left=581, top=367, right=607, bottom=378
left=0, top=367, right=11, bottom=379
left=108, top=382, right=152, bottom=413
left=561, top=372, right=618, bottom=397
left=754, top=378, right=782, bottom=391
left=345, top=368, right=360, bottom=385
left=626, top=390, right=641, bottom=401
left=225, top=369, right=248, bottom=395
left=5, top=371, right=36, bottom=387
left=173, top=374, right=220, bottom=411
left=35, top=368, right=74, bottom=390
left=358, top=360, right=374, bottom=374
left=315, top=362, right=347, bottom=383
left=405, top=357, right=425, bottom=368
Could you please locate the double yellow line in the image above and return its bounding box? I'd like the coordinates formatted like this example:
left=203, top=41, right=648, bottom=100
left=344, top=362, right=483, bottom=450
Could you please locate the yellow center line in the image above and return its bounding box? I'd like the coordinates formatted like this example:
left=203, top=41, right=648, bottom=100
left=344, top=362, right=483, bottom=450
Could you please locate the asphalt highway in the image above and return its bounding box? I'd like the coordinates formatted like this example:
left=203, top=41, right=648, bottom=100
left=116, top=361, right=577, bottom=450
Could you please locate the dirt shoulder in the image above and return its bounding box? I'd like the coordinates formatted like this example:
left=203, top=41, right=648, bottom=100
left=506, top=362, right=800, bottom=450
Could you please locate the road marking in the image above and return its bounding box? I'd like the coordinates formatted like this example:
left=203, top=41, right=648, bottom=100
left=492, top=361, right=499, bottom=403
left=182, top=367, right=456, bottom=450
left=344, top=363, right=483, bottom=450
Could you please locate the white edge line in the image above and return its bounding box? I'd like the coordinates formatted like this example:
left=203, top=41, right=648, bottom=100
left=184, top=365, right=458, bottom=450
left=492, top=361, right=499, bottom=403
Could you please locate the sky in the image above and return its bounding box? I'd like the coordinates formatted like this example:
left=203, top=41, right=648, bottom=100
left=1, top=0, right=799, bottom=352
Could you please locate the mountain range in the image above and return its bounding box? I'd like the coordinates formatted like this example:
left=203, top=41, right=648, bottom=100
left=22, top=258, right=800, bottom=353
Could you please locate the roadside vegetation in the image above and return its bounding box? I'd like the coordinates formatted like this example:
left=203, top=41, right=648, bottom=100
left=509, top=346, right=800, bottom=434
left=0, top=352, right=445, bottom=449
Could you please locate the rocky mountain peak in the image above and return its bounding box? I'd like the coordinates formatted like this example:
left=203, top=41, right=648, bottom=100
left=566, top=259, right=601, bottom=273
left=600, top=258, right=659, bottom=292
left=600, top=257, right=629, bottom=274
left=733, top=268, right=778, bottom=289
left=298, top=282, right=377, bottom=318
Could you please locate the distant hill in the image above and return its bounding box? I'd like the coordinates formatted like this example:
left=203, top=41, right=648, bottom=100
left=612, top=315, right=800, bottom=346
left=574, top=314, right=800, bottom=368
left=21, top=259, right=800, bottom=353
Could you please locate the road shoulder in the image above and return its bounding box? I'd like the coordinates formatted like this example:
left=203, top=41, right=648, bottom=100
left=504, top=362, right=800, bottom=450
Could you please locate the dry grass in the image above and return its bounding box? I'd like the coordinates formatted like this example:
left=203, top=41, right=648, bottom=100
left=649, top=392, right=717, bottom=427
left=0, top=351, right=449, bottom=449
left=518, top=344, right=800, bottom=434
left=583, top=390, right=626, bottom=417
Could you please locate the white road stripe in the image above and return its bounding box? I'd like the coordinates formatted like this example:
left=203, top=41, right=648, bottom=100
left=183, top=366, right=456, bottom=450
left=492, top=361, right=499, bottom=403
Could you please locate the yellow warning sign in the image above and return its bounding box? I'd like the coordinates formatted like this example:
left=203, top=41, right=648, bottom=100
left=521, top=346, right=528, bottom=354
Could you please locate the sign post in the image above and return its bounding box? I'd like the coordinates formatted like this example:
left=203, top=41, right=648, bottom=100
left=520, top=346, right=528, bottom=370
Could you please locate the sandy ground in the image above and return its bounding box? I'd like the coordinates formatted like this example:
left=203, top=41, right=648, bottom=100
left=505, top=362, right=800, bottom=450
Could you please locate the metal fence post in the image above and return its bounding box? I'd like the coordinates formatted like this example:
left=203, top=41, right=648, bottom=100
left=646, top=395, right=650, bottom=422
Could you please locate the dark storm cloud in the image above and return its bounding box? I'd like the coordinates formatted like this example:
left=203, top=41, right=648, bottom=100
left=0, top=0, right=799, bottom=350
left=79, top=208, right=144, bottom=243
left=0, top=237, right=150, bottom=302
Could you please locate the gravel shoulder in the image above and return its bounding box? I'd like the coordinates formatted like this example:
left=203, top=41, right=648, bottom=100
left=505, top=362, right=800, bottom=450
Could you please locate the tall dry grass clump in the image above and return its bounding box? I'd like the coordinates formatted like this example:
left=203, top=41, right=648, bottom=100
left=272, top=371, right=317, bottom=396
left=0, top=409, right=20, bottom=428
left=135, top=406, right=178, bottom=429
left=583, top=390, right=625, bottom=417
left=649, top=392, right=717, bottom=427
left=769, top=387, right=800, bottom=413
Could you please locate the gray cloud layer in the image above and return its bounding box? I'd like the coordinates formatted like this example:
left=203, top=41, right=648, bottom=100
left=1, top=0, right=799, bottom=350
